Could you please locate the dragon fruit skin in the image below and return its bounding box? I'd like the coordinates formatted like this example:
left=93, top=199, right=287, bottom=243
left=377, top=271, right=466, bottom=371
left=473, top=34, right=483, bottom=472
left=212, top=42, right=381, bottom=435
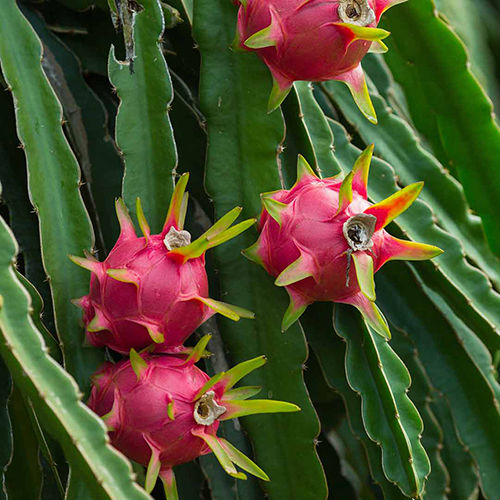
left=243, top=147, right=443, bottom=336
left=88, top=339, right=300, bottom=496
left=71, top=174, right=255, bottom=354
left=235, top=0, right=407, bottom=121
left=88, top=355, right=218, bottom=469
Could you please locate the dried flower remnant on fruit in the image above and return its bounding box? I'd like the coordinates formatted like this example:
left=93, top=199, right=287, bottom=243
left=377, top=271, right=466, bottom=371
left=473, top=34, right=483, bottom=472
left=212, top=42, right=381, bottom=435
left=343, top=214, right=376, bottom=251
left=194, top=391, right=226, bottom=425
left=164, top=226, right=191, bottom=250
left=338, top=0, right=375, bottom=25
left=243, top=146, right=443, bottom=338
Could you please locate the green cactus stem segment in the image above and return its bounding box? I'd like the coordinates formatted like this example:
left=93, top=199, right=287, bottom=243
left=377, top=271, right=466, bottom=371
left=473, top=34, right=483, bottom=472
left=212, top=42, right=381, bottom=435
left=193, top=391, right=226, bottom=425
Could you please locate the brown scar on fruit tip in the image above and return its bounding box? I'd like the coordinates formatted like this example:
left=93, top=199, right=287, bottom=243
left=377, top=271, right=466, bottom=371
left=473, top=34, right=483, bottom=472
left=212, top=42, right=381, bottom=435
left=194, top=391, right=226, bottom=426
left=164, top=227, right=191, bottom=250
left=338, top=0, right=375, bottom=26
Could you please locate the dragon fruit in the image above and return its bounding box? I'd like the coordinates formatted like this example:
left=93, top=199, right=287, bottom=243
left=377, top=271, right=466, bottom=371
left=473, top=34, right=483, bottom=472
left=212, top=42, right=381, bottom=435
left=71, top=174, right=255, bottom=354
left=243, top=147, right=443, bottom=336
left=235, top=0, right=407, bottom=121
left=88, top=336, right=300, bottom=498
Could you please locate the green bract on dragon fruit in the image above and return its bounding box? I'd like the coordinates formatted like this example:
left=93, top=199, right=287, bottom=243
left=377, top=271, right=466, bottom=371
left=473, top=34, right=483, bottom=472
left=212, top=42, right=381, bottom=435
left=71, top=174, right=255, bottom=354
left=243, top=147, right=443, bottom=336
left=235, top=0, right=406, bottom=121
left=88, top=337, right=299, bottom=497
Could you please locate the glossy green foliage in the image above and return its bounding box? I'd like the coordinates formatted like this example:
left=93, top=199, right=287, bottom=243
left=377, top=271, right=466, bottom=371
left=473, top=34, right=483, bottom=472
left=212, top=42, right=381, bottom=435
left=435, top=0, right=499, bottom=98
left=192, top=1, right=328, bottom=498
left=0, top=0, right=499, bottom=498
left=23, top=6, right=124, bottom=252
left=0, top=0, right=102, bottom=388
left=382, top=0, right=500, bottom=253
left=109, top=0, right=178, bottom=231
left=389, top=329, right=450, bottom=499
left=0, top=217, right=149, bottom=499
left=335, top=308, right=430, bottom=498
left=376, top=264, right=500, bottom=497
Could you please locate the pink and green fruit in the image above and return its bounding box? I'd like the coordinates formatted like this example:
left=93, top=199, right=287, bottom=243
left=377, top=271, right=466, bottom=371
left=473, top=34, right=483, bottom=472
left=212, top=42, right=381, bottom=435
left=244, top=147, right=442, bottom=336
left=71, top=174, right=255, bottom=354
left=88, top=337, right=300, bottom=496
left=235, top=0, right=406, bottom=120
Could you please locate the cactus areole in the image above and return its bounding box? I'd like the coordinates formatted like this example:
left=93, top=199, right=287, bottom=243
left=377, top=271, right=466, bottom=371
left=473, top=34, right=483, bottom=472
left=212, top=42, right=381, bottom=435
left=70, top=174, right=255, bottom=354
left=88, top=341, right=300, bottom=495
left=235, top=0, right=407, bottom=121
left=243, top=147, right=443, bottom=336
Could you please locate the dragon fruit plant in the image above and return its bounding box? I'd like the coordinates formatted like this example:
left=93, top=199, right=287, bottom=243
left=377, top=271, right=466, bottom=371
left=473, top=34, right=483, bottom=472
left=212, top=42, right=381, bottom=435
left=88, top=336, right=300, bottom=499
left=1, top=0, right=499, bottom=499
left=235, top=0, right=406, bottom=121
left=70, top=174, right=255, bottom=354
left=244, top=146, right=443, bottom=335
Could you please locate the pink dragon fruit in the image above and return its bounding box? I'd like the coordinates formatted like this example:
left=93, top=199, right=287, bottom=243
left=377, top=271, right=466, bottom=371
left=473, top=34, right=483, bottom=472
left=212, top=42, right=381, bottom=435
left=88, top=335, right=299, bottom=498
left=243, top=147, right=443, bottom=336
left=71, top=174, right=255, bottom=354
left=235, top=0, right=407, bottom=121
